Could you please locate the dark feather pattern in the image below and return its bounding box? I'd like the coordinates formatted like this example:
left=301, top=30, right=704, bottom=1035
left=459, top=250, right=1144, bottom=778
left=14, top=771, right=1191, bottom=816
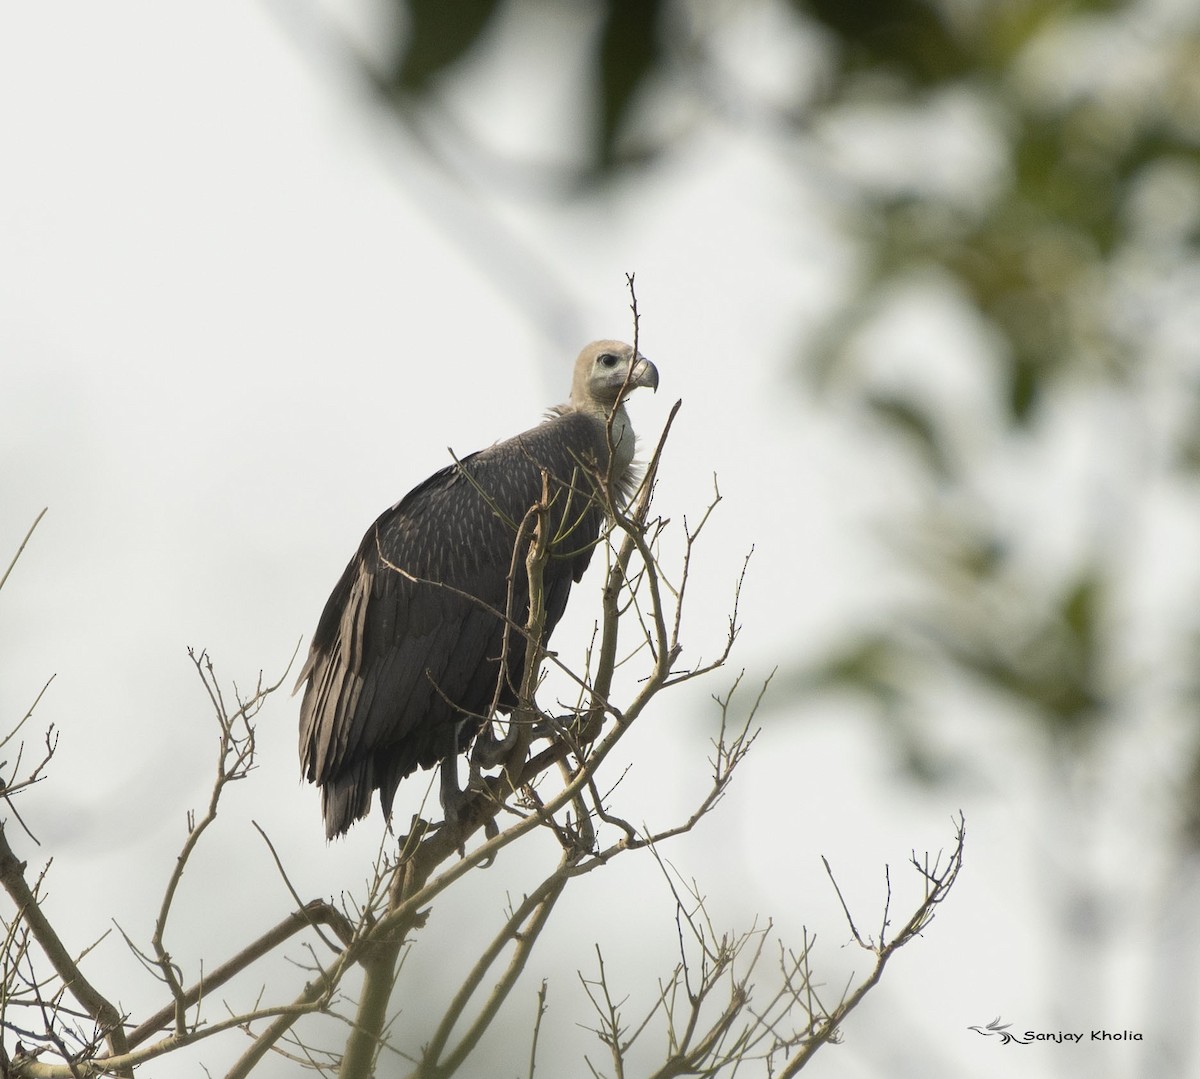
left=298, top=407, right=637, bottom=837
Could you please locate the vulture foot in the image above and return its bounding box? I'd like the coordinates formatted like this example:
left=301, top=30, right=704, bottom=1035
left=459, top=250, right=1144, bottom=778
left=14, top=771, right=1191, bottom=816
left=439, top=755, right=500, bottom=856
left=471, top=720, right=523, bottom=770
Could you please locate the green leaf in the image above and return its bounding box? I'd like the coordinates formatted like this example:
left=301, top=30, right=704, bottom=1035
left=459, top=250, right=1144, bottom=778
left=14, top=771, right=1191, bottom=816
left=796, top=0, right=974, bottom=86
left=392, top=0, right=502, bottom=91
left=595, top=0, right=664, bottom=168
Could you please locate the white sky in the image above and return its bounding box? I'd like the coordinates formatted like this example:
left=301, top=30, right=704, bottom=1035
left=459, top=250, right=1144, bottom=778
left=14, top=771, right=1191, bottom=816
left=1, top=3, right=1192, bottom=1077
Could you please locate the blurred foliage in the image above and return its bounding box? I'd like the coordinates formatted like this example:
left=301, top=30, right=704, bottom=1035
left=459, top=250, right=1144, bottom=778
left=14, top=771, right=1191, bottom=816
left=596, top=0, right=666, bottom=168
left=350, top=0, right=1200, bottom=826
left=376, top=0, right=669, bottom=170
left=795, top=0, right=1199, bottom=423
left=371, top=0, right=1200, bottom=412
left=390, top=0, right=500, bottom=90
left=781, top=0, right=1199, bottom=788
left=798, top=0, right=977, bottom=84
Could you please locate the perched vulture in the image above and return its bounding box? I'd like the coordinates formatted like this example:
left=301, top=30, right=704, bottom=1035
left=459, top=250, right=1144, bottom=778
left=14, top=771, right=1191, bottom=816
left=297, top=341, right=659, bottom=838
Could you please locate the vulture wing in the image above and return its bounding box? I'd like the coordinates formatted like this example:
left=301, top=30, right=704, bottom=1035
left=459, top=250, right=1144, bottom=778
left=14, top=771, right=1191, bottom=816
left=297, top=410, right=612, bottom=837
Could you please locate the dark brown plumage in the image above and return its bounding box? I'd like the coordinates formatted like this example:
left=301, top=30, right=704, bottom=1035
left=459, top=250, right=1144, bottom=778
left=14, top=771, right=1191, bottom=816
left=297, top=341, right=658, bottom=837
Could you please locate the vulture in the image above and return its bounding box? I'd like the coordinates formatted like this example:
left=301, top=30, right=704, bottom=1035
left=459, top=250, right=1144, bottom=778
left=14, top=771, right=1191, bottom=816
left=297, top=340, right=659, bottom=838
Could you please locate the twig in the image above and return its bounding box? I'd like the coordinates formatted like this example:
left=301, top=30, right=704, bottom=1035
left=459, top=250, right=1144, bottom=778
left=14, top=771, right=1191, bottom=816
left=527, top=980, right=549, bottom=1079
left=0, top=508, right=47, bottom=595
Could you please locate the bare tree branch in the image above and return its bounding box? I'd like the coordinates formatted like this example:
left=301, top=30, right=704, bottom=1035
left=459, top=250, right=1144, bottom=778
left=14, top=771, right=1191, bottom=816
left=0, top=822, right=131, bottom=1076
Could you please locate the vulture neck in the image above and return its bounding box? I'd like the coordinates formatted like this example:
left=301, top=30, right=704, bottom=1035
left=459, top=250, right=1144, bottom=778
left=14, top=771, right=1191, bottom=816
left=603, top=401, right=637, bottom=483
left=559, top=398, right=638, bottom=493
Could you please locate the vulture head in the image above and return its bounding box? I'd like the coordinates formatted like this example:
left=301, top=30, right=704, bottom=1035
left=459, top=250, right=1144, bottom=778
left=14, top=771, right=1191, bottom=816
left=561, top=339, right=658, bottom=494
left=569, top=340, right=659, bottom=416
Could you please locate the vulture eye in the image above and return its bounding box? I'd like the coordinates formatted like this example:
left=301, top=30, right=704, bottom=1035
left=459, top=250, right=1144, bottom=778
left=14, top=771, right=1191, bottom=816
left=598, top=352, right=620, bottom=368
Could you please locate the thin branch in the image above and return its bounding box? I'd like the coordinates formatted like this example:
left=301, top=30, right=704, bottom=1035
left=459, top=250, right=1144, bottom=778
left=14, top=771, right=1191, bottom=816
left=0, top=678, right=56, bottom=759
left=9, top=993, right=338, bottom=1079
left=0, top=508, right=47, bottom=595
left=526, top=980, right=549, bottom=1079
left=126, top=900, right=354, bottom=1049
left=250, top=822, right=352, bottom=957
left=422, top=862, right=570, bottom=1077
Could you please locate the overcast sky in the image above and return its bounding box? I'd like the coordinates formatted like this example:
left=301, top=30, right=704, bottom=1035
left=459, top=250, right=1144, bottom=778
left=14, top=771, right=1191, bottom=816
left=1, top=4, right=1184, bottom=1077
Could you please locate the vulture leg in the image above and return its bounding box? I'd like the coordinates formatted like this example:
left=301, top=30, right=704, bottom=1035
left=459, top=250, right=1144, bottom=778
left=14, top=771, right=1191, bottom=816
left=445, top=743, right=501, bottom=847
left=471, top=719, right=522, bottom=770
left=438, top=753, right=467, bottom=822
left=440, top=735, right=500, bottom=843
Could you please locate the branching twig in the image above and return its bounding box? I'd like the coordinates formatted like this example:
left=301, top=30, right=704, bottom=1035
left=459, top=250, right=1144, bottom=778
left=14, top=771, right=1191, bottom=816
left=0, top=825, right=131, bottom=1076
left=149, top=651, right=294, bottom=1038
left=777, top=814, right=967, bottom=1076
